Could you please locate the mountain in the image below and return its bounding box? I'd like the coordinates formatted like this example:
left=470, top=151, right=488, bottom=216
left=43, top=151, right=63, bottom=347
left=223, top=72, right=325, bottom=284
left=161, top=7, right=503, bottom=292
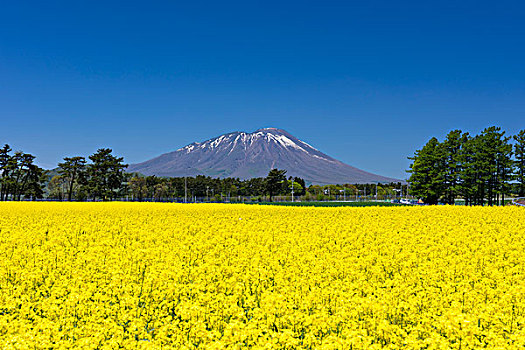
left=128, top=128, right=401, bottom=184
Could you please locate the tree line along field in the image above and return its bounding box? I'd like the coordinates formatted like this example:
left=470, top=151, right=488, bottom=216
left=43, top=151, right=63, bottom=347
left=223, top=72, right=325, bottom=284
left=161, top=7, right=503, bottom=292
left=408, top=127, right=525, bottom=205
left=3, top=126, right=524, bottom=204
left=253, top=201, right=403, bottom=207
left=1, top=202, right=524, bottom=349
left=2, top=143, right=411, bottom=203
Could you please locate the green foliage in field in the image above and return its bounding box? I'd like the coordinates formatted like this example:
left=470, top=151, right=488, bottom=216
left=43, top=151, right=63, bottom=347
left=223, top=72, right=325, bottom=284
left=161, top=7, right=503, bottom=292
left=252, top=201, right=403, bottom=207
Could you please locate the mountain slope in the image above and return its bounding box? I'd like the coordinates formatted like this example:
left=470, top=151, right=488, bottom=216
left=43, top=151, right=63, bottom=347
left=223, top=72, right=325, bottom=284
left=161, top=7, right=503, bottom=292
left=128, top=128, right=400, bottom=184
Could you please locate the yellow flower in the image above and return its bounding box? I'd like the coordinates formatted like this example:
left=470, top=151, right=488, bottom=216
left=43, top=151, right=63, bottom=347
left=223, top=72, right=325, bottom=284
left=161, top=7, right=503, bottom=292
left=0, top=203, right=524, bottom=348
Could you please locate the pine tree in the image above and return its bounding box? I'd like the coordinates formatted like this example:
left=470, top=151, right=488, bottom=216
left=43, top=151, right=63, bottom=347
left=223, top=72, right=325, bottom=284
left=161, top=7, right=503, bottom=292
left=85, top=148, right=128, bottom=200
left=407, top=137, right=445, bottom=204
left=476, top=127, right=512, bottom=206
left=441, top=130, right=468, bottom=204
left=265, top=169, right=287, bottom=202
left=458, top=135, right=479, bottom=205
left=58, top=156, right=87, bottom=201
left=0, top=144, right=12, bottom=200
left=514, top=129, right=525, bottom=197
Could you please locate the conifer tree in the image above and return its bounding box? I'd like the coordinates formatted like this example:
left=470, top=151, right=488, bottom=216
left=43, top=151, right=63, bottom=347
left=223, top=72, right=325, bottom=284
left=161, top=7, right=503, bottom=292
left=85, top=148, right=128, bottom=200
left=407, top=137, right=445, bottom=204
left=441, top=130, right=468, bottom=204
left=58, top=156, right=86, bottom=201
left=514, top=129, right=525, bottom=197
left=265, top=169, right=287, bottom=202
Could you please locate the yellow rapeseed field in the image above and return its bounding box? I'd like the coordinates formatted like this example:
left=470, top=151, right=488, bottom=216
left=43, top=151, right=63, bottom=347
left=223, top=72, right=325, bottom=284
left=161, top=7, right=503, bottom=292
left=0, top=203, right=524, bottom=349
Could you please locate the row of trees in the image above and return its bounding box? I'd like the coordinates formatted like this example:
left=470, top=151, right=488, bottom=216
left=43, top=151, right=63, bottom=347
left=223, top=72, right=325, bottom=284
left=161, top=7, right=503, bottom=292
left=3, top=143, right=409, bottom=202
left=126, top=169, right=307, bottom=202
left=48, top=148, right=128, bottom=201
left=408, top=127, right=525, bottom=205
left=0, top=144, right=47, bottom=200
left=1, top=144, right=130, bottom=201
left=125, top=169, right=407, bottom=202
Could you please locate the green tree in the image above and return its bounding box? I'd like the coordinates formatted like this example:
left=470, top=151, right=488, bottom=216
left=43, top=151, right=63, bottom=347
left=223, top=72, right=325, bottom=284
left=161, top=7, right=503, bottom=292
left=85, top=148, right=128, bottom=200
left=458, top=135, right=479, bottom=205
left=495, top=132, right=514, bottom=205
left=245, top=178, right=265, bottom=197
left=407, top=137, right=445, bottom=204
left=475, top=127, right=513, bottom=206
left=13, top=152, right=46, bottom=200
left=265, top=169, right=287, bottom=202
left=58, top=156, right=86, bottom=201
left=0, top=144, right=12, bottom=200
left=22, top=164, right=47, bottom=200
left=293, top=177, right=306, bottom=196
left=514, top=129, right=525, bottom=197
left=154, top=181, right=168, bottom=201
left=145, top=176, right=160, bottom=198
left=0, top=146, right=46, bottom=201
left=441, top=130, right=468, bottom=204
left=129, top=175, right=148, bottom=201
left=11, top=152, right=32, bottom=200
left=286, top=178, right=304, bottom=196
left=307, top=185, right=324, bottom=200
left=48, top=175, right=67, bottom=200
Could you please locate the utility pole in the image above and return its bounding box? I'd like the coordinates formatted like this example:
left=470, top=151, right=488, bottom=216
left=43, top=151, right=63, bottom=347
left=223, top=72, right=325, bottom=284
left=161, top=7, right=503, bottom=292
left=184, top=177, right=187, bottom=203
left=291, top=180, right=294, bottom=203
left=375, top=182, right=378, bottom=201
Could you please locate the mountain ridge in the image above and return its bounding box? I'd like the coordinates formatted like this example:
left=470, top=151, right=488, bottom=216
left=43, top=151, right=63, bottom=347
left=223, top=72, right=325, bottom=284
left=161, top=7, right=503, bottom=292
left=128, top=128, right=401, bottom=185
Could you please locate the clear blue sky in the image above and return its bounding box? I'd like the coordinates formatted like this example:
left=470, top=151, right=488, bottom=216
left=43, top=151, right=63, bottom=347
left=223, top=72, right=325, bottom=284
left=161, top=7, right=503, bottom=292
left=1, top=0, right=524, bottom=179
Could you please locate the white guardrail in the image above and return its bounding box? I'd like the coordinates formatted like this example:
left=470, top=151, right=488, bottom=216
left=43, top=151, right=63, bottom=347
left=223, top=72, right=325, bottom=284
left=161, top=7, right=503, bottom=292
left=512, top=197, right=525, bottom=207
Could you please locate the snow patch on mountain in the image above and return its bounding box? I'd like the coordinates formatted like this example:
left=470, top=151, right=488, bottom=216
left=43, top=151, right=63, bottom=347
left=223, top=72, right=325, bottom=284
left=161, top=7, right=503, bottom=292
left=129, top=127, right=401, bottom=184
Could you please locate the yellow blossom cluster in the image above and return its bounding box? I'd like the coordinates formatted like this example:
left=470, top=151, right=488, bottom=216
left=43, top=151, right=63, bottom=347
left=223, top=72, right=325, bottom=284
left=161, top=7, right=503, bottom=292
left=0, top=202, right=524, bottom=349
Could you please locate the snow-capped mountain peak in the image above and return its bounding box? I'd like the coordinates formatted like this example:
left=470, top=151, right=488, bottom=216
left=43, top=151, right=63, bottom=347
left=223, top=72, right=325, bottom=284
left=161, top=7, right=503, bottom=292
left=129, top=128, right=400, bottom=184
